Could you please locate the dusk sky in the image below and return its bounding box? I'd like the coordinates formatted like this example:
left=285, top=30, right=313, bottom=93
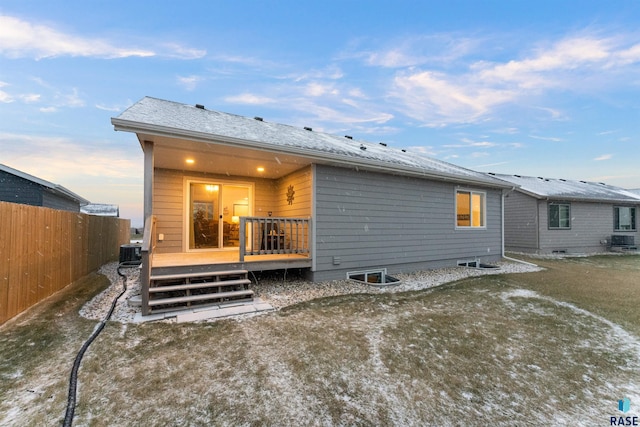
left=1, top=1, right=640, bottom=226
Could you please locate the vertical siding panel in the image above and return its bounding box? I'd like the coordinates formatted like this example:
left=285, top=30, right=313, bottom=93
left=42, top=208, right=53, bottom=298
left=6, top=205, right=20, bottom=319
left=0, top=201, right=130, bottom=325
left=0, top=203, right=11, bottom=323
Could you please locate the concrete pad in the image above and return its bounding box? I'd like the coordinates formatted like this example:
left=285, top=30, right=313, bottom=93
left=132, top=299, right=275, bottom=324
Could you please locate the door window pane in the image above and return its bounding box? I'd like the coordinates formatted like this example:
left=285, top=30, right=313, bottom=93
left=190, top=183, right=220, bottom=249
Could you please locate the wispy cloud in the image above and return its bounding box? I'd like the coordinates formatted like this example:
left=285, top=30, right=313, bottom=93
left=594, top=154, right=613, bottom=161
left=529, top=135, right=565, bottom=142
left=345, top=33, right=479, bottom=68
left=386, top=30, right=640, bottom=126
left=0, top=132, right=140, bottom=181
left=177, top=75, right=205, bottom=91
left=0, top=15, right=204, bottom=59
left=0, top=81, right=13, bottom=103
left=95, top=100, right=132, bottom=113
left=225, top=93, right=277, bottom=105
left=444, top=138, right=498, bottom=148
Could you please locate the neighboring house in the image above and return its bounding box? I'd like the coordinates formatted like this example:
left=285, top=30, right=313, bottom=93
left=81, top=203, right=120, bottom=217
left=0, top=163, right=89, bottom=212
left=492, top=173, right=640, bottom=254
left=112, top=97, right=513, bottom=315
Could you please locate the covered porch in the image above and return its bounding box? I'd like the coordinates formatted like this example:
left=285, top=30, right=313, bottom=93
left=139, top=215, right=312, bottom=315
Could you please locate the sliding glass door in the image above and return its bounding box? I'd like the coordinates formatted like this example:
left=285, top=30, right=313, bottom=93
left=188, top=181, right=251, bottom=250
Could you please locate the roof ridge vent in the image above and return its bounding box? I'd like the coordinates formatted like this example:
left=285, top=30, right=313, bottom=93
left=514, top=174, right=521, bottom=178
left=580, top=180, right=588, bottom=184
left=345, top=135, right=352, bottom=139
left=401, top=149, right=406, bottom=152
left=304, top=127, right=312, bottom=131
left=254, top=116, right=263, bottom=121
left=379, top=142, right=387, bottom=147
left=360, top=144, right=367, bottom=150
left=559, top=179, right=566, bottom=182
left=195, top=104, right=205, bottom=109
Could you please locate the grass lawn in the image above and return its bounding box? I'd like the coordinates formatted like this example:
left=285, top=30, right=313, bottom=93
left=0, top=255, right=638, bottom=426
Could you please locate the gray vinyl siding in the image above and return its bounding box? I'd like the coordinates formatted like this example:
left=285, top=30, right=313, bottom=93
left=538, top=200, right=639, bottom=254
left=0, top=171, right=80, bottom=212
left=0, top=171, right=43, bottom=206
left=41, top=191, right=81, bottom=212
left=311, top=165, right=502, bottom=281
left=503, top=191, right=538, bottom=251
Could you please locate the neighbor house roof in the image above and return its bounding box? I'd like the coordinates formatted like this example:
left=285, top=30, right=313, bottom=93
left=112, top=97, right=512, bottom=189
left=81, top=203, right=119, bottom=217
left=0, top=163, right=90, bottom=205
left=490, top=173, right=640, bottom=203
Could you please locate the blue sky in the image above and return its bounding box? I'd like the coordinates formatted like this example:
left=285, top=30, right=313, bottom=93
left=1, top=1, right=640, bottom=226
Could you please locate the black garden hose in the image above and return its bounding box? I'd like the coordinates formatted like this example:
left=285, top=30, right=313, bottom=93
left=62, top=261, right=140, bottom=427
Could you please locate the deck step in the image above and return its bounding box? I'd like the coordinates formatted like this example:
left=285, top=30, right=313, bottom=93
left=148, top=290, right=254, bottom=307
left=150, top=269, right=249, bottom=282
left=149, top=279, right=251, bottom=293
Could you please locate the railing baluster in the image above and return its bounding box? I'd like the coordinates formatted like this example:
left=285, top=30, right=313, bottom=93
left=238, top=216, right=309, bottom=257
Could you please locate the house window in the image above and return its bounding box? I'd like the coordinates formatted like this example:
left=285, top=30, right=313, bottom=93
left=456, top=190, right=485, bottom=228
left=549, top=203, right=571, bottom=229
left=614, top=206, right=636, bottom=231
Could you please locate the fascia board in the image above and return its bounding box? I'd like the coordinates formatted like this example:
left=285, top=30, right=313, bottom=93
left=516, top=188, right=640, bottom=204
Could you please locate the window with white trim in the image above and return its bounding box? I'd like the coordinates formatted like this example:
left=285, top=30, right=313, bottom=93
left=614, top=206, right=636, bottom=231
left=548, top=203, right=571, bottom=229
left=456, top=190, right=485, bottom=228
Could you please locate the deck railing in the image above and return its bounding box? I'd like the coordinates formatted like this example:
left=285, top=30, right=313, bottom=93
left=140, top=215, right=157, bottom=316
left=239, top=216, right=311, bottom=261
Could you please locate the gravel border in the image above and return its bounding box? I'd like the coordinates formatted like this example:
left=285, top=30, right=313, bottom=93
left=80, top=260, right=543, bottom=324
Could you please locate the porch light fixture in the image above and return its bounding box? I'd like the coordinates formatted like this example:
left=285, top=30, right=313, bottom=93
left=185, top=158, right=195, bottom=165
left=205, top=185, right=219, bottom=192
left=257, top=167, right=265, bottom=172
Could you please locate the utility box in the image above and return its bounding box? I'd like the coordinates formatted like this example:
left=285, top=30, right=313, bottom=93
left=119, top=244, right=142, bottom=264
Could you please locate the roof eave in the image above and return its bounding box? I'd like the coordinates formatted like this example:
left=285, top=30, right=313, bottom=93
left=513, top=188, right=640, bottom=204
left=112, top=118, right=512, bottom=189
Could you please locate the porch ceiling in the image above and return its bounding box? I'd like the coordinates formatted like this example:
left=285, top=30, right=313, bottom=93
left=144, top=134, right=314, bottom=179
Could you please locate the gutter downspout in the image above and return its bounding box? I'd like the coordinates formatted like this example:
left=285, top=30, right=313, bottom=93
left=501, top=187, right=539, bottom=267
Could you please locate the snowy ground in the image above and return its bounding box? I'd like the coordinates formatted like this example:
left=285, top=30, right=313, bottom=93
left=80, top=260, right=542, bottom=323
left=3, top=257, right=640, bottom=425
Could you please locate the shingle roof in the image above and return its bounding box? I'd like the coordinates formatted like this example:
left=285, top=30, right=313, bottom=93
left=490, top=173, right=640, bottom=203
left=0, top=163, right=90, bottom=205
left=112, top=97, right=511, bottom=188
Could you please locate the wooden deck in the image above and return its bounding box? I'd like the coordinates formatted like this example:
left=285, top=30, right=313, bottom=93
left=151, top=249, right=312, bottom=275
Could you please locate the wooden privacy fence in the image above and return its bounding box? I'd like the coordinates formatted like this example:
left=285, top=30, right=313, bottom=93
left=0, top=201, right=130, bottom=325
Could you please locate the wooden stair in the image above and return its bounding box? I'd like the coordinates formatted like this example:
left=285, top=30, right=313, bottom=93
left=148, top=269, right=253, bottom=314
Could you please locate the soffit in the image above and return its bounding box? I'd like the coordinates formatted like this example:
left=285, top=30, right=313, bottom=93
left=144, top=134, right=314, bottom=179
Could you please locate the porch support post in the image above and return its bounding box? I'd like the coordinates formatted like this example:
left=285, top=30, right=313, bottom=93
left=239, top=217, right=246, bottom=261
left=141, top=140, right=154, bottom=316
left=143, top=140, right=154, bottom=221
